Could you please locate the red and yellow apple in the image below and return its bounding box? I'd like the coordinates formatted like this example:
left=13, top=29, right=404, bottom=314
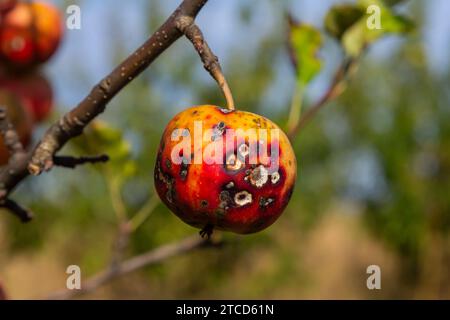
left=154, top=105, right=297, bottom=235
left=0, top=71, right=53, bottom=122
left=0, top=0, right=17, bottom=14
left=0, top=88, right=32, bottom=164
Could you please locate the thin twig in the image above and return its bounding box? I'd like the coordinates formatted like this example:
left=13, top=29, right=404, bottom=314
left=53, top=154, right=109, bottom=169
left=109, top=191, right=158, bottom=274
left=287, top=57, right=357, bottom=139
left=177, top=19, right=235, bottom=110
left=0, top=106, right=24, bottom=155
left=286, top=81, right=304, bottom=134
left=46, top=235, right=220, bottom=300
left=107, top=176, right=130, bottom=266
left=1, top=199, right=33, bottom=222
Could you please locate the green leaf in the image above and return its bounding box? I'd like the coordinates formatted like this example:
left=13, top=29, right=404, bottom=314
left=325, top=4, right=365, bottom=40
left=74, top=120, right=137, bottom=178
left=288, top=22, right=323, bottom=85
left=341, top=0, right=414, bottom=57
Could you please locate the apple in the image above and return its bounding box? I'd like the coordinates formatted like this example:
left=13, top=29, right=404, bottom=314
left=0, top=1, right=63, bottom=69
left=155, top=105, right=297, bottom=236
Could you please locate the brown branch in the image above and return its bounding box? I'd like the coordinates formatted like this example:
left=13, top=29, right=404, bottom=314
left=1, top=199, right=33, bottom=222
left=0, top=106, right=24, bottom=155
left=0, top=107, right=29, bottom=201
left=287, top=57, right=358, bottom=139
left=28, top=0, right=209, bottom=176
left=53, top=154, right=109, bottom=169
left=177, top=19, right=235, bottom=110
left=46, top=235, right=221, bottom=300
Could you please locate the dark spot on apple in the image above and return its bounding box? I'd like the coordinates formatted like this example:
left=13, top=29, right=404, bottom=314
left=180, top=158, right=189, bottom=181
left=219, top=190, right=232, bottom=203
left=259, top=197, right=275, bottom=209
left=165, top=158, right=172, bottom=169
left=212, top=121, right=226, bottom=141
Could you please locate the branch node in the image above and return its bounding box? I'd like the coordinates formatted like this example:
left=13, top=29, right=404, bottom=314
left=53, top=154, right=110, bottom=169
left=1, top=199, right=34, bottom=223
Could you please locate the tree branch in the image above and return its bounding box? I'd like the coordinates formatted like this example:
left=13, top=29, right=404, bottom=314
left=177, top=19, right=235, bottom=110
left=46, top=235, right=221, bottom=300
left=0, top=106, right=25, bottom=155
left=287, top=57, right=358, bottom=139
left=1, top=198, right=33, bottom=222
left=28, top=0, right=209, bottom=176
left=53, top=154, right=109, bottom=169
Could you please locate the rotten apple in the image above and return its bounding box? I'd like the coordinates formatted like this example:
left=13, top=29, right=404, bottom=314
left=0, top=1, right=63, bottom=69
left=154, top=105, right=297, bottom=236
left=0, top=88, right=32, bottom=164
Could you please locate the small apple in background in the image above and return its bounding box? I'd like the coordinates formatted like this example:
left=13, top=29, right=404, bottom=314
left=0, top=0, right=17, bottom=15
left=0, top=0, right=63, bottom=70
left=0, top=88, right=32, bottom=164
left=0, top=71, right=53, bottom=122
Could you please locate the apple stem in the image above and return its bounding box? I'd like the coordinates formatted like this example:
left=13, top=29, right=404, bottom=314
left=177, top=18, right=235, bottom=111
left=0, top=106, right=25, bottom=155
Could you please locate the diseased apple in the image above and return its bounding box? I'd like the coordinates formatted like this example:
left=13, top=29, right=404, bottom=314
left=154, top=105, right=297, bottom=236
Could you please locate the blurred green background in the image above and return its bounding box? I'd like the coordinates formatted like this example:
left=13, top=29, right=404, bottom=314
left=1, top=0, right=449, bottom=299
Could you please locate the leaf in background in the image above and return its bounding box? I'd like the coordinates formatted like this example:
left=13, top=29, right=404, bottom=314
left=325, top=4, right=365, bottom=40
left=342, top=0, right=414, bottom=57
left=74, top=120, right=137, bottom=179
left=288, top=19, right=323, bottom=86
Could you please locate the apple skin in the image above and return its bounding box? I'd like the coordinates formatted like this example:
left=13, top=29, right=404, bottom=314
left=0, top=88, right=33, bottom=165
left=154, top=105, right=297, bottom=235
left=0, top=280, right=7, bottom=300
left=0, top=0, right=17, bottom=14
left=0, top=71, right=53, bottom=122
left=0, top=1, right=63, bottom=69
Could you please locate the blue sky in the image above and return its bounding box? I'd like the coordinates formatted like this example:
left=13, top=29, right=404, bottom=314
left=45, top=0, right=450, bottom=111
